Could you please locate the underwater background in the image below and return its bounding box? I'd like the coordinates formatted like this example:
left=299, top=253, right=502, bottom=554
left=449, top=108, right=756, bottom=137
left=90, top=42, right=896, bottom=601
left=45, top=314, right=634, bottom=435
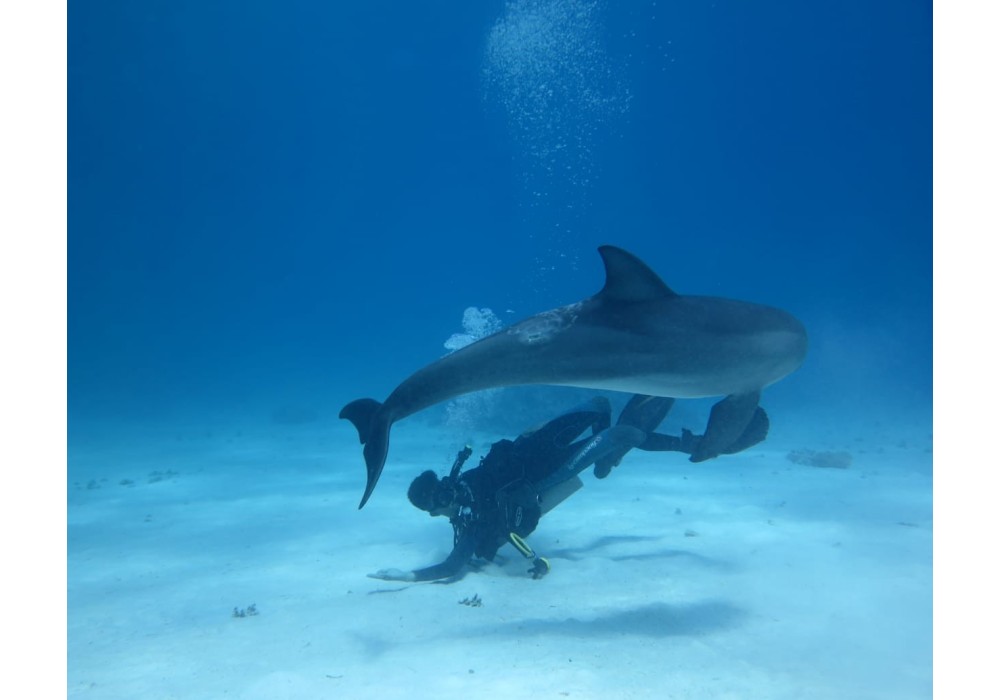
left=69, top=0, right=930, bottom=436
left=68, top=1, right=932, bottom=697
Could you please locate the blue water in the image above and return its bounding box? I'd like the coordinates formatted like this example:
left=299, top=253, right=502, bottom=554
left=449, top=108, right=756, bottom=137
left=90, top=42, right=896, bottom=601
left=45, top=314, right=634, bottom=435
left=68, top=1, right=932, bottom=696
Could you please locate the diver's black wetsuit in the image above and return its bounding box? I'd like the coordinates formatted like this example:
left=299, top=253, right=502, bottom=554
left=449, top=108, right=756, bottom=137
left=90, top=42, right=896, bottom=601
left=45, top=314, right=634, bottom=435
left=374, top=393, right=771, bottom=583
left=410, top=400, right=614, bottom=581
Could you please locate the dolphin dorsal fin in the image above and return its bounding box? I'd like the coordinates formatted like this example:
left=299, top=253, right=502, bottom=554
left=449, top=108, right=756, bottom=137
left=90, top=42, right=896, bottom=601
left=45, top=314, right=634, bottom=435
left=596, top=245, right=677, bottom=302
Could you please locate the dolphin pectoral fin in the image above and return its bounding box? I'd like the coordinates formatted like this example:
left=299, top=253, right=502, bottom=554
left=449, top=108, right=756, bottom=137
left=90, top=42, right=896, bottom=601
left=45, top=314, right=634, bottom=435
left=340, top=398, right=392, bottom=509
left=690, top=391, right=761, bottom=463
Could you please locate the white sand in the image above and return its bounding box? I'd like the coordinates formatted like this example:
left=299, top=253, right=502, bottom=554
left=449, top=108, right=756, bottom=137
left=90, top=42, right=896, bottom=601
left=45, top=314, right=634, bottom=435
left=68, top=411, right=931, bottom=699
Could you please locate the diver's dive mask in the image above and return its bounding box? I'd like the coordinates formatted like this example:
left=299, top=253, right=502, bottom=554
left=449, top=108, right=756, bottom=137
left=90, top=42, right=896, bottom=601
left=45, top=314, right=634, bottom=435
left=434, top=445, right=473, bottom=510
left=433, top=477, right=459, bottom=509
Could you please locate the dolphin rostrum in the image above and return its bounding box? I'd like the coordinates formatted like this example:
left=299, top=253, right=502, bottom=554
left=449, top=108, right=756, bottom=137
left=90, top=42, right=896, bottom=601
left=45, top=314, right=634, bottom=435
left=341, top=245, right=807, bottom=508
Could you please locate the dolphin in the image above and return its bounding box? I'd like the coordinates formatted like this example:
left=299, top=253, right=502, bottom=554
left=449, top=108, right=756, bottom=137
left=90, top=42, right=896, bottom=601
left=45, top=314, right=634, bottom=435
left=341, top=245, right=807, bottom=508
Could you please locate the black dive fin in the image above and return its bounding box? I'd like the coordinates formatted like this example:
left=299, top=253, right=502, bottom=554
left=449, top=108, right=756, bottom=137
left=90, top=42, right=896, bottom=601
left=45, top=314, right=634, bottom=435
left=339, top=398, right=392, bottom=509
left=690, top=390, right=760, bottom=463
left=595, top=394, right=675, bottom=477
left=617, top=394, right=675, bottom=432
left=519, top=396, right=612, bottom=448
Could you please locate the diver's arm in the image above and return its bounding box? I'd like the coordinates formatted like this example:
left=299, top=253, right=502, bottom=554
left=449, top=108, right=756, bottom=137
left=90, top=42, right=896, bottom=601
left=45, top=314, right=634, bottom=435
left=410, top=529, right=477, bottom=581
left=368, top=529, right=477, bottom=583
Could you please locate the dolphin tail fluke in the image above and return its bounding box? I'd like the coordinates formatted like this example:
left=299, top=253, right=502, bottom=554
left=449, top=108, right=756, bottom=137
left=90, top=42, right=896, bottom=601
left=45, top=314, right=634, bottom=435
left=340, top=398, right=380, bottom=444
left=339, top=398, right=392, bottom=509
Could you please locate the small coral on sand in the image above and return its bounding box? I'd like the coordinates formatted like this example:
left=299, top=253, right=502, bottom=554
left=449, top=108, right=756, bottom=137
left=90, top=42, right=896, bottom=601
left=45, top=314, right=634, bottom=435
left=786, top=449, right=853, bottom=469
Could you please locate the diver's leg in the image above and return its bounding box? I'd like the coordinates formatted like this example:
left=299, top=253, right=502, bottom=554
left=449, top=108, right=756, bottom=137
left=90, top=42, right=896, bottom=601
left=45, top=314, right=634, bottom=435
left=514, top=397, right=614, bottom=485
left=637, top=432, right=686, bottom=452
left=507, top=532, right=552, bottom=579
left=641, top=406, right=769, bottom=456
left=534, top=425, right=647, bottom=493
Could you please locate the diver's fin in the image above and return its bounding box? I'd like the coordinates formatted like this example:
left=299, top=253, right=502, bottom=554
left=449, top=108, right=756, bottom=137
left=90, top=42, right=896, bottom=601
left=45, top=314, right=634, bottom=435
left=339, top=398, right=392, bottom=509
left=595, top=394, right=675, bottom=477
left=690, top=390, right=760, bottom=463
left=617, top=394, right=675, bottom=432
left=519, top=396, right=612, bottom=445
left=563, top=395, right=612, bottom=423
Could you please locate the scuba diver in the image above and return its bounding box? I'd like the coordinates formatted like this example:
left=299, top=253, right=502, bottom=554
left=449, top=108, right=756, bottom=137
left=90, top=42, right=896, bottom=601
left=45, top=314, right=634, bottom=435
left=368, top=393, right=770, bottom=583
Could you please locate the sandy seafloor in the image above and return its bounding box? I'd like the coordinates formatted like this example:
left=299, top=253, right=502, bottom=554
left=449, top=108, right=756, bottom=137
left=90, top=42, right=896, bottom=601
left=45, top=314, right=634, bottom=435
left=68, top=403, right=932, bottom=700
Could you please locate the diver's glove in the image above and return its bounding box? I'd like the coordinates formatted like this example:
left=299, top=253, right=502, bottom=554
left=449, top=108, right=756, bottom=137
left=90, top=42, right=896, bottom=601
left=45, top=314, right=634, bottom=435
left=528, top=557, right=551, bottom=580
left=367, top=568, right=417, bottom=582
